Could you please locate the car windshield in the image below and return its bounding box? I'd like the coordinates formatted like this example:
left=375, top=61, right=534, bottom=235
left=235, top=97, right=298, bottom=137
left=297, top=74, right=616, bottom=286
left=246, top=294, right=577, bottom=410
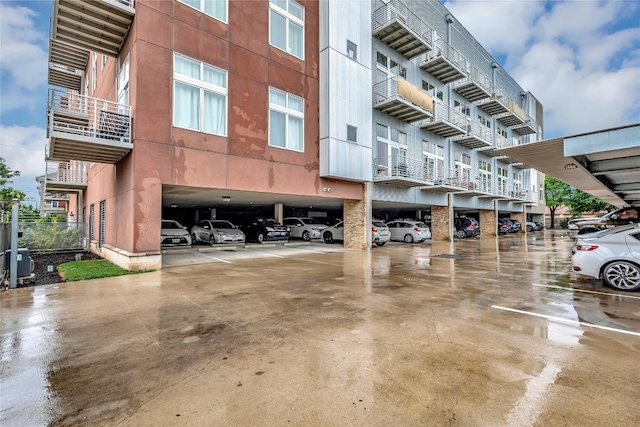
left=580, top=223, right=638, bottom=239
left=372, top=221, right=386, bottom=227
left=162, top=221, right=182, bottom=229
left=301, top=218, right=323, bottom=224
left=210, top=221, right=233, bottom=228
left=258, top=218, right=279, bottom=226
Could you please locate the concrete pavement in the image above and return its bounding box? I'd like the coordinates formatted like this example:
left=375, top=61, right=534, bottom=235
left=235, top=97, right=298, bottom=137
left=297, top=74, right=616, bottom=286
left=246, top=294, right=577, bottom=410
left=2, top=232, right=639, bottom=426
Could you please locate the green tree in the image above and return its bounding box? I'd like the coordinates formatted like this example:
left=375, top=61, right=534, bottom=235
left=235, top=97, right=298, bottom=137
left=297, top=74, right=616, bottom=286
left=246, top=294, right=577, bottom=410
left=0, top=157, right=26, bottom=202
left=566, top=189, right=613, bottom=217
left=544, top=176, right=573, bottom=229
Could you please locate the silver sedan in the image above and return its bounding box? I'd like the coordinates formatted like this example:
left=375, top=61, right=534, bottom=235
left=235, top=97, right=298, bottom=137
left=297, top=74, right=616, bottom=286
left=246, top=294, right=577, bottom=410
left=191, top=220, right=245, bottom=245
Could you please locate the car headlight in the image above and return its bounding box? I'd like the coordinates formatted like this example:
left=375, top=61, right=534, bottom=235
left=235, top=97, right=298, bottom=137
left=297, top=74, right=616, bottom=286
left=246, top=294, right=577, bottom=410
left=265, top=227, right=274, bottom=231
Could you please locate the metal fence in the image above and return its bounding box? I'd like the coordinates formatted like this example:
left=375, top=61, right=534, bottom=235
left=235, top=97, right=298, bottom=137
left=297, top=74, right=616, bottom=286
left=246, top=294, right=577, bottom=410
left=16, top=222, right=88, bottom=251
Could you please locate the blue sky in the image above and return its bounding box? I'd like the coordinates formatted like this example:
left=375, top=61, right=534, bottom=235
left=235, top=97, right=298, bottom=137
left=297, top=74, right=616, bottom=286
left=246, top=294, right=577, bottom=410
left=1, top=0, right=639, bottom=206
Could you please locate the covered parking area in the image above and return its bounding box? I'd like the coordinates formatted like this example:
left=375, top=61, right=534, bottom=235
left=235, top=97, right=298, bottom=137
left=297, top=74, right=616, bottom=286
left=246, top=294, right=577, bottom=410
left=499, top=124, right=640, bottom=207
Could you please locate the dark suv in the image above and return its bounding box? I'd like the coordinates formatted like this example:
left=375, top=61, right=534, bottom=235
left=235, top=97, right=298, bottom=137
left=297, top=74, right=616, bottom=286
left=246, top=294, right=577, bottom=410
left=239, top=217, right=290, bottom=243
left=455, top=218, right=480, bottom=238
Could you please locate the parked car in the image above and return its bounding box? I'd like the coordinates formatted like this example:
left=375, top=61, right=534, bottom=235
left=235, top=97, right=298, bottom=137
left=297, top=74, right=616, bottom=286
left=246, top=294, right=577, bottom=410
left=507, top=219, right=522, bottom=233
left=386, top=220, right=431, bottom=243
left=526, top=221, right=543, bottom=232
left=239, top=217, right=289, bottom=243
left=498, top=218, right=512, bottom=235
left=161, top=220, right=192, bottom=246
left=283, top=217, right=327, bottom=241
left=322, top=220, right=390, bottom=246
left=320, top=217, right=342, bottom=226
left=191, top=220, right=245, bottom=245
left=572, top=224, right=640, bottom=291
left=455, top=218, right=480, bottom=238
left=569, top=206, right=640, bottom=234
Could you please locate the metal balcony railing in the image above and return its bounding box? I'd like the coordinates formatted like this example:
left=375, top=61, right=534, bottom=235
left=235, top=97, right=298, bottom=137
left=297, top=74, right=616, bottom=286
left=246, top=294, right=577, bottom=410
left=415, top=37, right=467, bottom=84
left=45, top=160, right=88, bottom=186
left=453, top=67, right=492, bottom=101
left=372, top=0, right=433, bottom=58
left=374, top=155, right=427, bottom=182
left=373, top=77, right=434, bottom=122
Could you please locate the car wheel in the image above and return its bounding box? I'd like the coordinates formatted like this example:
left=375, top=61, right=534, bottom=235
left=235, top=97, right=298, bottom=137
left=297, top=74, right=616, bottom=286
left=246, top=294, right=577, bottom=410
left=302, top=230, right=311, bottom=241
left=455, top=230, right=465, bottom=239
left=323, top=231, right=334, bottom=244
left=375, top=242, right=386, bottom=246
left=191, top=233, right=198, bottom=244
left=526, top=225, right=533, bottom=232
left=257, top=233, right=265, bottom=243
left=602, top=261, right=640, bottom=291
left=403, top=234, right=414, bottom=243
left=209, top=235, right=217, bottom=245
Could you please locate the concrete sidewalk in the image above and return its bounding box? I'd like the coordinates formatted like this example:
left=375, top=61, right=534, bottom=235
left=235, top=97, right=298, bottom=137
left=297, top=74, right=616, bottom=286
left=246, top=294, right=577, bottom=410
left=2, top=233, right=639, bottom=426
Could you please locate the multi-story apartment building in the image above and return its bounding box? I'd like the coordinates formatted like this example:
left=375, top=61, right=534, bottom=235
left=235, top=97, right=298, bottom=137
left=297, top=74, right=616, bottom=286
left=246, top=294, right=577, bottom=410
left=43, top=0, right=544, bottom=270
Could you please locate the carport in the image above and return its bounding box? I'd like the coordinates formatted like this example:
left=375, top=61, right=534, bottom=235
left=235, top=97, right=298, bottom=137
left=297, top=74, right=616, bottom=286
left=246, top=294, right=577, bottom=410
left=499, top=124, right=640, bottom=206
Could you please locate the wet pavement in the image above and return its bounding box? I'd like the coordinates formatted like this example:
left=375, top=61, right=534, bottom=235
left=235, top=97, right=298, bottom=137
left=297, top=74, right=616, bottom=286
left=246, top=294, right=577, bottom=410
left=2, top=231, right=639, bottom=426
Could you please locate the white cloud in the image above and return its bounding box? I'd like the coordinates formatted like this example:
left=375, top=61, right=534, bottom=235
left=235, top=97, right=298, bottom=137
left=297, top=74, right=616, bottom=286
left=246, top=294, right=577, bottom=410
left=0, top=125, right=47, bottom=205
left=0, top=3, right=48, bottom=113
left=443, top=0, right=640, bottom=137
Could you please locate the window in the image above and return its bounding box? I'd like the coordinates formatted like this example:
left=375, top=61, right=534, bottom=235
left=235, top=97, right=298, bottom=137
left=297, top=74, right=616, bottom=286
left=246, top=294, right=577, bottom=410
left=347, top=40, right=357, bottom=60
left=89, top=204, right=95, bottom=241
left=478, top=115, right=490, bottom=128
left=178, top=0, right=227, bottom=22
left=513, top=171, right=523, bottom=194
left=478, top=160, right=492, bottom=192
left=101, top=54, right=107, bottom=70
left=269, top=0, right=304, bottom=59
left=173, top=53, right=227, bottom=136
left=376, top=52, right=406, bottom=81
left=99, top=200, right=106, bottom=246
left=424, top=141, right=444, bottom=181
left=118, top=55, right=130, bottom=106
left=92, top=53, right=97, bottom=94
left=454, top=100, right=470, bottom=116
left=455, top=152, right=471, bottom=186
left=376, top=123, right=407, bottom=170
left=347, top=125, right=357, bottom=142
left=422, top=81, right=443, bottom=100
left=269, top=87, right=304, bottom=151
left=497, top=167, right=508, bottom=194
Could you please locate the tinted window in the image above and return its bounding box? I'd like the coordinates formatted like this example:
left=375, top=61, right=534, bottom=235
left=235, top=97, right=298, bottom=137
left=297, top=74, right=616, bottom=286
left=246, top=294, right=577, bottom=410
left=301, top=218, right=323, bottom=224
left=372, top=221, right=386, bottom=228
left=211, top=221, right=232, bottom=228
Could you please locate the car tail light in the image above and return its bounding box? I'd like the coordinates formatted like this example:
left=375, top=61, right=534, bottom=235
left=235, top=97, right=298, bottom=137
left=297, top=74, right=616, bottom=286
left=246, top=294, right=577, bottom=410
left=414, top=227, right=421, bottom=232
left=575, top=244, right=599, bottom=251
left=372, top=227, right=378, bottom=232
left=573, top=266, right=582, bottom=271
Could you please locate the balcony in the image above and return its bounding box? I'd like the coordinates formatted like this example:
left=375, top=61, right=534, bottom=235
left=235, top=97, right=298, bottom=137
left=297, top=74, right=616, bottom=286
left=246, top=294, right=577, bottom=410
left=374, top=77, right=434, bottom=123
left=496, top=102, right=526, bottom=127
left=372, top=0, right=433, bottom=59
left=475, top=87, right=510, bottom=115
left=48, top=62, right=83, bottom=92
left=511, top=114, right=538, bottom=135
left=51, top=0, right=135, bottom=56
left=452, top=120, right=492, bottom=149
left=43, top=160, right=88, bottom=192
left=419, top=102, right=466, bottom=137
left=47, top=89, right=132, bottom=163
left=478, top=133, right=513, bottom=157
left=416, top=38, right=466, bottom=84
left=453, top=67, right=491, bottom=102
left=422, top=167, right=484, bottom=195
left=374, top=156, right=431, bottom=187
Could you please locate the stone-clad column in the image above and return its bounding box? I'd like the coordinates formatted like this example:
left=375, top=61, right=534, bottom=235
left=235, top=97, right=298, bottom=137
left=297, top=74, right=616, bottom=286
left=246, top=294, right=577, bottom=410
left=344, top=183, right=369, bottom=249
left=479, top=204, right=497, bottom=236
left=512, top=211, right=526, bottom=234
left=431, top=194, right=453, bottom=241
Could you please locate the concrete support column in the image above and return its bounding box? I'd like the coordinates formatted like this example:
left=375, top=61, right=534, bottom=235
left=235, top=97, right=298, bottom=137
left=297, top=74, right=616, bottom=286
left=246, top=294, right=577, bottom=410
left=274, top=203, right=283, bottom=224
left=344, top=183, right=369, bottom=250
left=512, top=211, right=526, bottom=234
left=431, top=194, right=453, bottom=241
left=479, top=204, right=497, bottom=236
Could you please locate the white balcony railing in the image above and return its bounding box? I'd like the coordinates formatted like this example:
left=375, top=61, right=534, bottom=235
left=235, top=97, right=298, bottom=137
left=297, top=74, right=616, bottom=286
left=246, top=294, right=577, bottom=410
left=45, top=160, right=88, bottom=186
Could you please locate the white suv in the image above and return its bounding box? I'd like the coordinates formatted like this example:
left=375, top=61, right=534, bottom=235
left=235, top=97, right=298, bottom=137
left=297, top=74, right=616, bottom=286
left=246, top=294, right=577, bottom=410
left=386, top=220, right=431, bottom=243
left=322, top=220, right=390, bottom=246
left=283, top=217, right=327, bottom=241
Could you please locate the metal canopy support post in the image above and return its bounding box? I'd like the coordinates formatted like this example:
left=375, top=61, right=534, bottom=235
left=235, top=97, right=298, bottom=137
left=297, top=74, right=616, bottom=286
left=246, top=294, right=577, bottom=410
left=9, top=198, right=19, bottom=289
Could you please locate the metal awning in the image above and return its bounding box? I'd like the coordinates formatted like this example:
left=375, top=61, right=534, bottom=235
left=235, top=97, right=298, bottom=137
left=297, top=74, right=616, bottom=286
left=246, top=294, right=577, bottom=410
left=498, top=124, right=640, bottom=207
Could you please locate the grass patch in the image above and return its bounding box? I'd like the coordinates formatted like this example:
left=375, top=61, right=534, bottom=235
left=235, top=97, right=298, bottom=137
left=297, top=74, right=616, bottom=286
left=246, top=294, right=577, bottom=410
left=57, top=259, right=152, bottom=282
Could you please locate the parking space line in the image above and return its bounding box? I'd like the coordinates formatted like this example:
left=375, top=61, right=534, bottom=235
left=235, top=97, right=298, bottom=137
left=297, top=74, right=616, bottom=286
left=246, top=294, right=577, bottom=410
left=241, top=248, right=285, bottom=258
left=533, top=284, right=640, bottom=300
left=197, top=252, right=232, bottom=264
left=491, top=305, right=640, bottom=337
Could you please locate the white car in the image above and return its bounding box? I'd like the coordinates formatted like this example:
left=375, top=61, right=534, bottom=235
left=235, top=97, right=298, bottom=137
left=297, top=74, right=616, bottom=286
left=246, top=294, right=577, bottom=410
left=283, top=217, right=327, bottom=241
left=191, top=220, right=245, bottom=245
left=572, top=224, right=640, bottom=291
left=161, top=220, right=192, bottom=246
left=322, top=220, right=390, bottom=246
left=386, top=220, right=431, bottom=243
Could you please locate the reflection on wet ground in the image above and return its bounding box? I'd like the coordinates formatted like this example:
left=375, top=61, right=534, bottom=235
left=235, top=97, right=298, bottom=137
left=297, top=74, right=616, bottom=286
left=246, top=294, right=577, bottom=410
left=2, top=231, right=639, bottom=426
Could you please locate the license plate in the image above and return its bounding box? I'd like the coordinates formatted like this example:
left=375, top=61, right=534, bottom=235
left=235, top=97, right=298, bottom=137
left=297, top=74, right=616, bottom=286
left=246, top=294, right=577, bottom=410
left=172, top=238, right=181, bottom=243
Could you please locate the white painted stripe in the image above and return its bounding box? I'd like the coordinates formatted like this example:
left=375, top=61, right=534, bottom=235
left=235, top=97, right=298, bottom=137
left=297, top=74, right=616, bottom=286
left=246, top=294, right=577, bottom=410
left=491, top=305, right=640, bottom=337
left=197, top=252, right=232, bottom=264
left=532, top=283, right=640, bottom=300
left=242, top=249, right=285, bottom=258
left=505, top=362, right=561, bottom=427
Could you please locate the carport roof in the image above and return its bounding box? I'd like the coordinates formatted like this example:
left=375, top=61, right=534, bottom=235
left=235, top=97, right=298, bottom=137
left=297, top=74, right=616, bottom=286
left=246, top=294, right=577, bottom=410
left=498, top=123, right=640, bottom=208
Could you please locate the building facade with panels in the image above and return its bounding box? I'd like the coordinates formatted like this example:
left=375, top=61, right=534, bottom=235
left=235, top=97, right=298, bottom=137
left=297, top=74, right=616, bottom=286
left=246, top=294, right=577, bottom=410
left=42, top=0, right=544, bottom=270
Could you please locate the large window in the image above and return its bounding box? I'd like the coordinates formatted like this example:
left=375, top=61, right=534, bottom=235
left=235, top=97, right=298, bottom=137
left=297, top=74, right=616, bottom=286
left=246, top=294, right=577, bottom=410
left=424, top=141, right=444, bottom=180
left=269, top=87, right=304, bottom=151
left=178, top=0, right=227, bottom=22
left=479, top=160, right=492, bottom=191
left=92, top=53, right=97, bottom=94
left=269, top=0, right=304, bottom=59
left=117, top=55, right=130, bottom=106
left=173, top=53, right=227, bottom=136
left=376, top=123, right=407, bottom=171
left=497, top=167, right=508, bottom=195
left=376, top=52, right=406, bottom=83
left=455, top=152, right=471, bottom=185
